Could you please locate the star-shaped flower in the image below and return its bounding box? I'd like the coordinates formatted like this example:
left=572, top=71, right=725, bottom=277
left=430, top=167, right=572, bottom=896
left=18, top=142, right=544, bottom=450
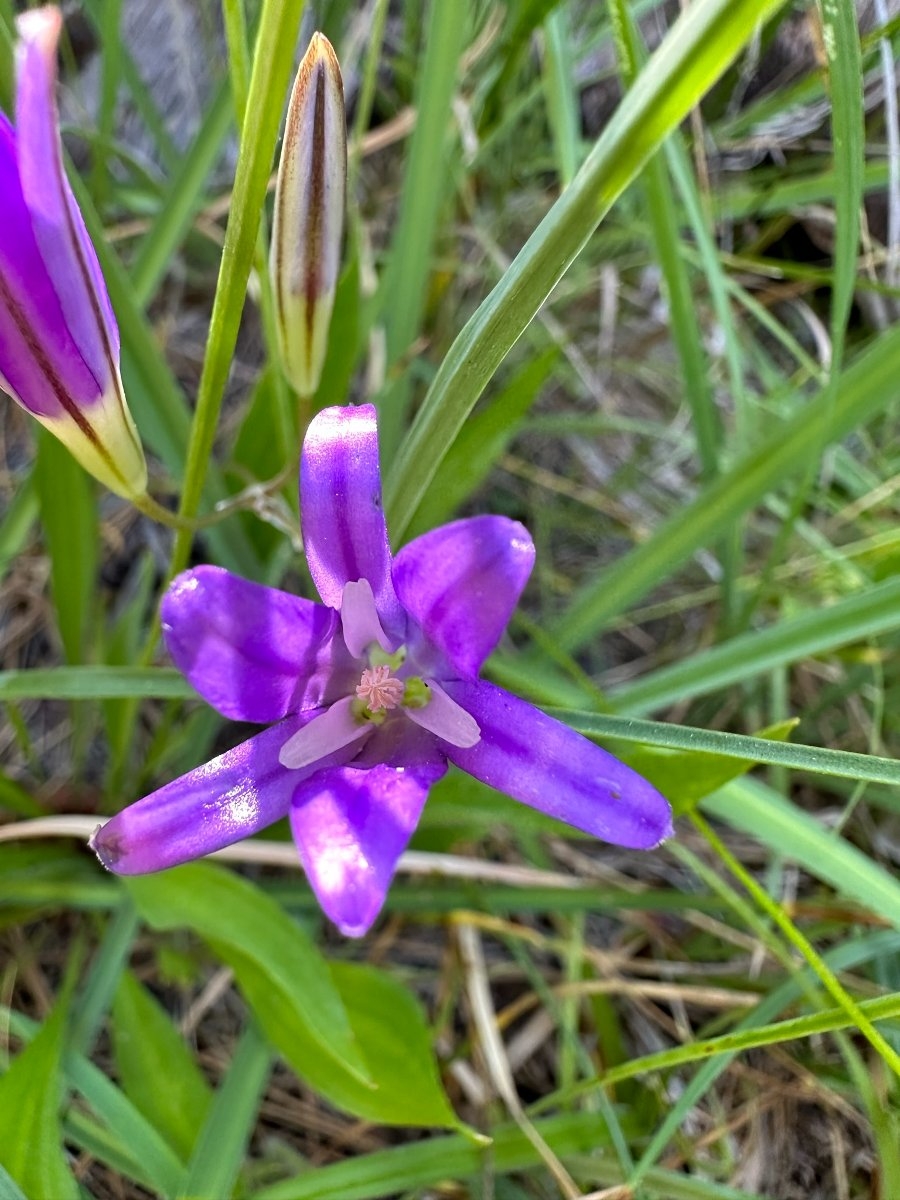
left=92, top=405, right=673, bottom=935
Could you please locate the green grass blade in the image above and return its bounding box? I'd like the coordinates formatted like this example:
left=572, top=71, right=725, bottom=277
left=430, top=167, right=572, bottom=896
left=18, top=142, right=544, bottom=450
left=129, top=78, right=234, bottom=306
left=0, top=471, right=37, bottom=580
left=68, top=172, right=261, bottom=577
left=0, top=999, right=76, bottom=1200
left=385, top=0, right=791, bottom=535
left=69, top=899, right=139, bottom=1056
left=0, top=667, right=191, bottom=701
left=169, top=0, right=304, bottom=575
left=820, top=0, right=864, bottom=376
left=550, top=709, right=900, bottom=787
left=609, top=0, right=721, bottom=478
left=542, top=5, right=580, bottom=187
left=704, top=776, right=900, bottom=931
left=378, top=0, right=469, bottom=452
left=611, top=574, right=900, bottom=714
left=553, top=318, right=900, bottom=649
left=33, top=432, right=97, bottom=665
left=178, top=1021, right=271, bottom=1200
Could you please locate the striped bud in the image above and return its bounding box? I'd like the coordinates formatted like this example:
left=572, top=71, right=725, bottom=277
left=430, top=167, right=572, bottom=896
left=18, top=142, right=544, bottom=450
left=0, top=7, right=147, bottom=499
left=270, top=33, right=347, bottom=398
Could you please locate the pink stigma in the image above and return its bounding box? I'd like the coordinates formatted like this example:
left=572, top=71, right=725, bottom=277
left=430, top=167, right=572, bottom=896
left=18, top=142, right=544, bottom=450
left=356, top=665, right=404, bottom=712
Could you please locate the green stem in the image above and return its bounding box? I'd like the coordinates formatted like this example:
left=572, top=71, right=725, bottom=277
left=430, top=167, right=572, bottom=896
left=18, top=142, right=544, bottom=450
left=168, top=0, right=304, bottom=580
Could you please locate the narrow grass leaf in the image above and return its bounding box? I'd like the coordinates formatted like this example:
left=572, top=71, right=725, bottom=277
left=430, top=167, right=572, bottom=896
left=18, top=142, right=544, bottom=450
left=170, top=0, right=304, bottom=569
left=611, top=574, right=900, bottom=715
left=408, top=348, right=558, bottom=535
left=606, top=720, right=797, bottom=815
left=548, top=709, right=900, bottom=787
left=379, top=0, right=469, bottom=450
left=34, top=430, right=98, bottom=664
left=130, top=78, right=234, bottom=306
left=385, top=0, right=791, bottom=533
left=125, top=862, right=371, bottom=1084
left=179, top=1020, right=271, bottom=1200
left=0, top=666, right=192, bottom=701
left=113, top=971, right=212, bottom=1161
left=610, top=0, right=721, bottom=477
left=68, top=173, right=261, bottom=577
left=704, top=776, right=900, bottom=930
left=553, top=318, right=900, bottom=649
left=819, top=0, right=864, bottom=374
left=253, top=1109, right=760, bottom=1200
left=0, top=997, right=77, bottom=1200
left=543, top=6, right=580, bottom=187
left=0, top=472, right=37, bottom=579
left=70, top=899, right=140, bottom=1055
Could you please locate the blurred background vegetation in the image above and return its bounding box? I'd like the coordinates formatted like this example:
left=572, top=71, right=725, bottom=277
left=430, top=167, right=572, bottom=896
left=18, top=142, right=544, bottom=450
left=3, top=0, right=900, bottom=1196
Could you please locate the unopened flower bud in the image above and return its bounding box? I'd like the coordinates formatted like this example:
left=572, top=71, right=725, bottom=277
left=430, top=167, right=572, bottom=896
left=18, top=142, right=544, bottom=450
left=270, top=33, right=347, bottom=398
left=1, top=7, right=147, bottom=500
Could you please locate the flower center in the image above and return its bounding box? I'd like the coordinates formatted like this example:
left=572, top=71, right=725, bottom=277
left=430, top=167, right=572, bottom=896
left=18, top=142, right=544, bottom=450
left=355, top=665, right=405, bottom=712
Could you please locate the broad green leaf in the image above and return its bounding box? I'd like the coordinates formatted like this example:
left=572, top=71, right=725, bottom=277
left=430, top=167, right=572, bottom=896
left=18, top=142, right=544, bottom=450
left=0, top=1164, right=27, bottom=1200
left=704, top=777, right=900, bottom=931
left=113, top=971, right=213, bottom=1161
left=0, top=996, right=77, bottom=1200
left=125, top=863, right=371, bottom=1085
left=34, top=429, right=98, bottom=664
left=226, top=949, right=461, bottom=1129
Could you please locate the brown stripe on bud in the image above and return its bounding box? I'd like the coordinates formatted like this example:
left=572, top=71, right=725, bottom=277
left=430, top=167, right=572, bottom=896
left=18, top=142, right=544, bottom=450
left=270, top=33, right=347, bottom=398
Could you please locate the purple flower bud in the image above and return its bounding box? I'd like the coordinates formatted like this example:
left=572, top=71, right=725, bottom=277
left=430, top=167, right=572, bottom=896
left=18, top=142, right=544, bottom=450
left=270, top=33, right=347, bottom=398
left=0, top=7, right=147, bottom=499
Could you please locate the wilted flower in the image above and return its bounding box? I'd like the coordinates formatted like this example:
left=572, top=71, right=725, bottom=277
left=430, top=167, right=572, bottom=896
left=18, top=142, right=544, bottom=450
left=93, top=405, right=673, bottom=936
left=0, top=7, right=146, bottom=499
left=270, top=32, right=346, bottom=398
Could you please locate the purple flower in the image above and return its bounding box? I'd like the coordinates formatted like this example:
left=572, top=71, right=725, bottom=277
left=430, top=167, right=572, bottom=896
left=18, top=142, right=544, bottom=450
left=92, top=405, right=673, bottom=936
left=0, top=6, right=147, bottom=499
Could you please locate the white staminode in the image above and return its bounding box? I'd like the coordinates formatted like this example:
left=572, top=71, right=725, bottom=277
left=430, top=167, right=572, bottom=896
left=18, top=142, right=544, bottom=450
left=279, top=696, right=369, bottom=769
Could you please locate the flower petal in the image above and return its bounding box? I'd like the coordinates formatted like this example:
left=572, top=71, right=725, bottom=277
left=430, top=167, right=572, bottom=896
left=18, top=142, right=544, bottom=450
left=91, top=717, right=316, bottom=874
left=279, top=695, right=371, bottom=770
left=393, top=516, right=535, bottom=678
left=161, top=566, right=349, bottom=723
left=0, top=113, right=101, bottom=418
left=442, top=680, right=674, bottom=849
left=290, top=753, right=446, bottom=937
left=300, top=404, right=402, bottom=628
left=15, top=7, right=119, bottom=387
